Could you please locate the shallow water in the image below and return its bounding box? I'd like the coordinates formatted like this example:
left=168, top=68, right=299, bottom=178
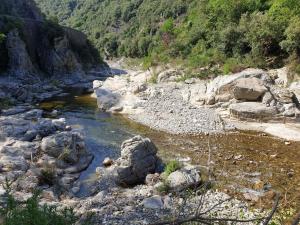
left=39, top=93, right=300, bottom=211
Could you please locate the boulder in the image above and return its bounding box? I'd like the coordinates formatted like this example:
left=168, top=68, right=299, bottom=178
left=166, top=165, right=201, bottom=192
left=233, top=78, right=267, bottom=101
left=271, top=87, right=295, bottom=104
left=93, top=80, right=103, bottom=90
left=103, top=157, right=113, bottom=167
left=262, top=92, right=274, bottom=105
left=230, top=102, right=278, bottom=120
left=95, top=88, right=121, bottom=111
left=115, top=136, right=161, bottom=185
left=290, top=82, right=300, bottom=105
left=142, top=195, right=164, bottom=209
left=41, top=131, right=87, bottom=164
left=157, top=69, right=183, bottom=83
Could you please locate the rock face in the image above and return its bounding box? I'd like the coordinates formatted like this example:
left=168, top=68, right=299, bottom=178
left=233, top=78, right=267, bottom=101
left=0, top=0, right=100, bottom=78
left=230, top=102, right=278, bottom=120
left=6, top=30, right=36, bottom=77
left=0, top=107, right=93, bottom=193
left=115, top=136, right=161, bottom=185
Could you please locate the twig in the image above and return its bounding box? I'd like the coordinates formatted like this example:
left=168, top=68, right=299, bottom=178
left=262, top=192, right=280, bottom=225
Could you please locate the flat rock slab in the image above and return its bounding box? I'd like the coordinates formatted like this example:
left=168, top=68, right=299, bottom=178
left=230, top=102, right=278, bottom=120
left=142, top=195, right=164, bottom=209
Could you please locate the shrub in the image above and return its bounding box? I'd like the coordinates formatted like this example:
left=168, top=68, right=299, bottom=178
left=156, top=180, right=170, bottom=194
left=0, top=33, right=5, bottom=44
left=0, top=180, right=78, bottom=225
left=222, top=58, right=245, bottom=74
left=39, top=165, right=56, bottom=186
left=164, top=160, right=181, bottom=177
left=0, top=98, right=13, bottom=109
left=281, top=16, right=300, bottom=56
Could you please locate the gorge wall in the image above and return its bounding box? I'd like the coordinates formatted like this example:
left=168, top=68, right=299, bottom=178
left=0, top=0, right=101, bottom=79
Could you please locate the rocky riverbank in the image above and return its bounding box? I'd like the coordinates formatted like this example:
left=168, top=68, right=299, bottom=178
left=0, top=105, right=265, bottom=224
left=93, top=63, right=300, bottom=141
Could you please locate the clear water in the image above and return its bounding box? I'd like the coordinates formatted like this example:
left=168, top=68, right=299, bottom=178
left=40, top=92, right=300, bottom=210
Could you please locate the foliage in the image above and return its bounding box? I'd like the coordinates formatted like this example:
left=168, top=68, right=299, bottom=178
left=0, top=98, right=14, bottom=110
left=35, top=0, right=300, bottom=74
left=164, top=160, right=181, bottom=177
left=0, top=179, right=78, bottom=225
left=39, top=165, right=56, bottom=186
left=155, top=180, right=170, bottom=195
left=0, top=33, right=5, bottom=44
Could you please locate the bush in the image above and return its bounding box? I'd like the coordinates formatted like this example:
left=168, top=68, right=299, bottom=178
left=0, top=180, right=78, bottom=225
left=0, top=33, right=5, bottom=44
left=39, top=165, right=56, bottom=186
left=0, top=98, right=13, bottom=109
left=281, top=16, right=300, bottom=56
left=164, top=160, right=181, bottom=177
left=222, top=58, right=245, bottom=74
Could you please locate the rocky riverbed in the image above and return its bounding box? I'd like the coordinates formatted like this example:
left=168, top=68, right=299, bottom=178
left=0, top=104, right=266, bottom=224
left=0, top=61, right=299, bottom=224
left=93, top=63, right=300, bottom=141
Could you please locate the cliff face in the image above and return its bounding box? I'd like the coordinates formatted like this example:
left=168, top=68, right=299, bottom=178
left=0, top=0, right=101, bottom=78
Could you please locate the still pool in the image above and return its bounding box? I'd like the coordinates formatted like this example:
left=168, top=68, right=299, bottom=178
left=39, top=93, right=300, bottom=211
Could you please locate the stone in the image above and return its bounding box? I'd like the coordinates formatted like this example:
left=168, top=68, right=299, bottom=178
left=157, top=69, right=183, bottom=83
left=233, top=78, right=267, bottom=101
left=142, top=195, right=164, bottom=209
left=243, top=192, right=260, bottom=202
left=115, top=136, right=161, bottom=185
left=103, top=157, right=113, bottom=167
left=262, top=92, right=274, bottom=105
left=95, top=88, right=121, bottom=111
left=271, top=87, right=295, bottom=104
left=145, top=173, right=160, bottom=186
left=206, top=94, right=216, bottom=105
left=93, top=80, right=103, bottom=90
left=166, top=165, right=201, bottom=192
left=229, top=102, right=278, bottom=120
left=132, top=84, right=147, bottom=94
left=206, top=68, right=267, bottom=103
left=41, top=131, right=87, bottom=164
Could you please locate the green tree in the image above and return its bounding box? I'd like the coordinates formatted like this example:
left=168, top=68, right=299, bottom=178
left=281, top=16, right=300, bottom=56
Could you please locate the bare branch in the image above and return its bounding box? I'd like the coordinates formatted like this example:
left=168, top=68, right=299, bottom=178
left=262, top=192, right=280, bottom=225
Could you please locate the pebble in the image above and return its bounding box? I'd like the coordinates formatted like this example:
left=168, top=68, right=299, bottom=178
left=103, top=157, right=113, bottom=167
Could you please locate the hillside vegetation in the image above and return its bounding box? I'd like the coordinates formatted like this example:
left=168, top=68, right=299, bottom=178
left=35, top=0, right=300, bottom=74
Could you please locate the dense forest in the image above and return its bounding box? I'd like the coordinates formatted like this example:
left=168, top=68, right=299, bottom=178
left=35, top=0, right=300, bottom=74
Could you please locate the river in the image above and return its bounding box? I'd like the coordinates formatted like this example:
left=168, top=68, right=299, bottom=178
left=39, top=91, right=300, bottom=212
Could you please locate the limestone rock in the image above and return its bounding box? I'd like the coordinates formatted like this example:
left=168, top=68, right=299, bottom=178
left=233, top=78, right=267, bottom=101
left=166, top=165, right=201, bottom=192
left=103, top=157, right=113, bottom=167
left=115, top=136, right=161, bottom=185
left=41, top=131, right=87, bottom=164
left=157, top=69, right=183, bottom=83
left=142, top=195, right=164, bottom=209
left=229, top=102, right=278, bottom=120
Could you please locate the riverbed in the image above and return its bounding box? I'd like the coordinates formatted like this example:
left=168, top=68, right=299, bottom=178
left=39, top=92, right=300, bottom=212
